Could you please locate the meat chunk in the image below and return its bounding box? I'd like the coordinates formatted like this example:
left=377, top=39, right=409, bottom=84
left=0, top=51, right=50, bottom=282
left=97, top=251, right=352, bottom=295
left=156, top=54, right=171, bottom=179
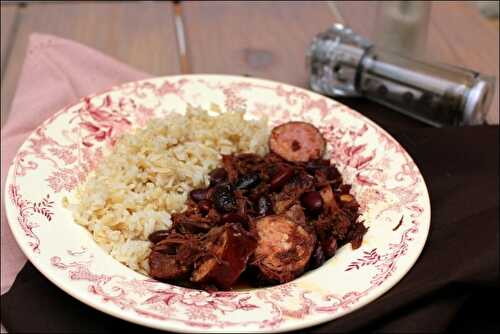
left=269, top=164, right=294, bottom=191
left=148, top=229, right=172, bottom=244
left=272, top=170, right=314, bottom=214
left=284, top=204, right=307, bottom=226
left=347, top=222, right=368, bottom=250
left=320, top=211, right=351, bottom=239
left=252, top=215, right=315, bottom=283
left=338, top=193, right=361, bottom=222
left=233, top=153, right=264, bottom=175
left=149, top=232, right=204, bottom=281
left=147, top=127, right=365, bottom=291
left=172, top=212, right=213, bottom=233
left=152, top=232, right=192, bottom=253
left=222, top=155, right=239, bottom=183
left=191, top=224, right=257, bottom=289
left=149, top=251, right=191, bottom=280
left=269, top=122, right=326, bottom=162
left=319, top=184, right=339, bottom=212
left=309, top=243, right=326, bottom=269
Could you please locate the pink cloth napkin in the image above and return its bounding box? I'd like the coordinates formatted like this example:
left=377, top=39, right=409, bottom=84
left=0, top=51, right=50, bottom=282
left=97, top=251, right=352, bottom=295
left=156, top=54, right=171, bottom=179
left=1, top=33, right=151, bottom=295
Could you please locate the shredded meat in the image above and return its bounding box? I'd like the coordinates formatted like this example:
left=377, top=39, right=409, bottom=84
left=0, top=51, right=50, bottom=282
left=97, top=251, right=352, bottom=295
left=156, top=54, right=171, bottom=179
left=147, top=121, right=367, bottom=291
left=149, top=232, right=203, bottom=280
left=191, top=224, right=257, bottom=288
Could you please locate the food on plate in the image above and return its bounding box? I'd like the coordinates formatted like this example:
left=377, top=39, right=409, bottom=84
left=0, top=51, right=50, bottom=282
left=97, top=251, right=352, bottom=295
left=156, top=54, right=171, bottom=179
left=269, top=121, right=326, bottom=162
left=67, top=105, right=268, bottom=274
left=252, top=214, right=315, bottom=283
left=148, top=146, right=366, bottom=289
left=68, top=104, right=367, bottom=290
left=146, top=120, right=366, bottom=290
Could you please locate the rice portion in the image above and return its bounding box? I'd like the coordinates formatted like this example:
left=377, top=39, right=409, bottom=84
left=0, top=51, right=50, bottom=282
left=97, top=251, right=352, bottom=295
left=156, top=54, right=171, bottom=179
left=69, top=105, right=269, bottom=274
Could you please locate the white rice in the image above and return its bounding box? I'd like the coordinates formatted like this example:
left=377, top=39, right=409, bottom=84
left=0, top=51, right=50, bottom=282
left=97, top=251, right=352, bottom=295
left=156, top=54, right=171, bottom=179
left=67, top=105, right=269, bottom=274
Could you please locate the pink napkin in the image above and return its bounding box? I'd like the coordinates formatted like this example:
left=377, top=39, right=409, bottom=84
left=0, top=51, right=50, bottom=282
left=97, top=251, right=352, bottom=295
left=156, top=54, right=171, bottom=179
left=1, top=33, right=151, bottom=295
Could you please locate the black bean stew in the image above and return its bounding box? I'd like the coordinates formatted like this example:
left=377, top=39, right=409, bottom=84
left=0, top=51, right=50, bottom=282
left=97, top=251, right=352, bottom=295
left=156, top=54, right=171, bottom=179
left=147, top=122, right=367, bottom=291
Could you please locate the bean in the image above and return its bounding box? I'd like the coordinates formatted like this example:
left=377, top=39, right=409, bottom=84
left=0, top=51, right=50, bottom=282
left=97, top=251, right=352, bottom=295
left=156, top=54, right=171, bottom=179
left=301, top=191, right=323, bottom=213
left=189, top=188, right=209, bottom=202
left=235, top=172, right=261, bottom=190
left=212, top=184, right=237, bottom=213
left=209, top=168, right=228, bottom=185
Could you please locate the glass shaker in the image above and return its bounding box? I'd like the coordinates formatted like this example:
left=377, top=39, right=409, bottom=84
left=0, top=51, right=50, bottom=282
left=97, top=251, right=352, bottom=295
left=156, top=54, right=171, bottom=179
left=307, top=24, right=495, bottom=127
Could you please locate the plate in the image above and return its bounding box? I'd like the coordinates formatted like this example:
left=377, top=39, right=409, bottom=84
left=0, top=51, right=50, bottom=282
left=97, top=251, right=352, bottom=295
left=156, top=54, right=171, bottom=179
left=4, top=75, right=430, bottom=333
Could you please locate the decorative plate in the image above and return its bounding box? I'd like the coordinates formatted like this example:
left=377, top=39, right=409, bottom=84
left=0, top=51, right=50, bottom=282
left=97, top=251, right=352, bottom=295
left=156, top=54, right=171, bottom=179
left=4, top=75, right=430, bottom=333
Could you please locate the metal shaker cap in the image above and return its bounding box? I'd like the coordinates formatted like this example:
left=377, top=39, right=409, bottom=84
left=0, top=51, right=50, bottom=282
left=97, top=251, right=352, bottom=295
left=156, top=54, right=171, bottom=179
left=307, top=24, right=372, bottom=97
left=463, top=77, right=495, bottom=125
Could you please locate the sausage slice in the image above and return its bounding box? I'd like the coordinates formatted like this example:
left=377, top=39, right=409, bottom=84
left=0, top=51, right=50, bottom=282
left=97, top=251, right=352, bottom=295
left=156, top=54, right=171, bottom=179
left=269, top=121, right=326, bottom=162
left=252, top=215, right=315, bottom=283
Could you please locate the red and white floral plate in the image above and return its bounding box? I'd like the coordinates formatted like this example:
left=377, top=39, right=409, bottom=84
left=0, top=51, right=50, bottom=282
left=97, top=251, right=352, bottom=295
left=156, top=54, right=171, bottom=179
left=4, top=75, right=430, bottom=333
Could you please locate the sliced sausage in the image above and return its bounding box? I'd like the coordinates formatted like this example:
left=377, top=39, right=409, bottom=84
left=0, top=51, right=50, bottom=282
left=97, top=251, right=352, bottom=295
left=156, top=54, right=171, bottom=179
left=252, top=215, right=315, bottom=283
left=191, top=224, right=257, bottom=289
left=269, top=121, right=326, bottom=162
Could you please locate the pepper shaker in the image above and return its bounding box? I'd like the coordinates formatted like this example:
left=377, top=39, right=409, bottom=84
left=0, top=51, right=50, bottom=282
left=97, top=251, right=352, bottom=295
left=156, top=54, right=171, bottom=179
left=307, top=24, right=495, bottom=126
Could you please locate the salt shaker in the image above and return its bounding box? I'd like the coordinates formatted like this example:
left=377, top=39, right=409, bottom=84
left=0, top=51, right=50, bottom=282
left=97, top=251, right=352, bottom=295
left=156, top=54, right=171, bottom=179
left=307, top=24, right=495, bottom=127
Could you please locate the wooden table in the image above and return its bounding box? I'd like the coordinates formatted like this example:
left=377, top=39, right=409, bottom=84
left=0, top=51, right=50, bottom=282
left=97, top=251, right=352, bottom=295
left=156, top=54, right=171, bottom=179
left=1, top=1, right=499, bottom=128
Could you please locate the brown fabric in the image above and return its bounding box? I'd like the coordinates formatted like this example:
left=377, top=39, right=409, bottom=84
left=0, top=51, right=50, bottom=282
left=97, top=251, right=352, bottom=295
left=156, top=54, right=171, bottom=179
left=2, top=122, right=498, bottom=333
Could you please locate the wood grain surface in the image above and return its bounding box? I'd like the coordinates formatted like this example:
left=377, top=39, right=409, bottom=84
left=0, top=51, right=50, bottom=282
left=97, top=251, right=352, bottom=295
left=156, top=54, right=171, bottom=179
left=181, top=1, right=337, bottom=88
left=1, top=2, right=180, bottom=126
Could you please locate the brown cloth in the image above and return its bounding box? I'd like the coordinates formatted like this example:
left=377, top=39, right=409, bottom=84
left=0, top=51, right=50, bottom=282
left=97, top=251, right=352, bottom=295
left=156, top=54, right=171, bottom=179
left=2, top=118, right=498, bottom=333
